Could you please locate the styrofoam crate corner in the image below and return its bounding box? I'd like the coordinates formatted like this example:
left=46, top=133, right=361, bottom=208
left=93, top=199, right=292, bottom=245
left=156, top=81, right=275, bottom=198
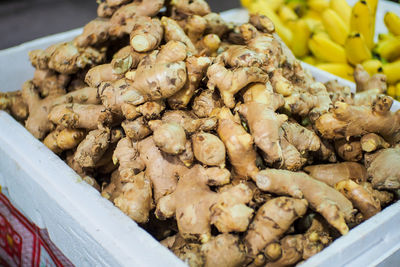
left=1, top=6, right=400, bottom=267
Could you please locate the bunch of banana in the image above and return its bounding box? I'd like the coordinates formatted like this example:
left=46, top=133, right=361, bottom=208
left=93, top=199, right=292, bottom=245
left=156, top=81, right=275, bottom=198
left=241, top=0, right=400, bottom=99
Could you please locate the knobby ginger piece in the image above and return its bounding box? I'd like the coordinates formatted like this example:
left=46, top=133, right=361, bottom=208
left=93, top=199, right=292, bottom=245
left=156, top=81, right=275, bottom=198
left=238, top=83, right=287, bottom=165
left=112, top=137, right=145, bottom=182
left=192, top=132, right=226, bottom=167
left=207, top=61, right=268, bottom=108
left=150, top=121, right=187, bottom=155
left=138, top=137, right=188, bottom=202
left=74, top=127, right=110, bottom=168
left=354, top=64, right=387, bottom=93
left=316, top=97, right=400, bottom=144
left=244, top=197, right=308, bottom=256
left=255, top=169, right=355, bottom=234
left=217, top=107, right=259, bottom=179
left=168, top=56, right=212, bottom=109
left=130, top=17, right=163, bottom=52
left=304, top=162, right=368, bottom=186
left=360, top=133, right=390, bottom=152
left=161, top=16, right=198, bottom=54
left=335, top=180, right=381, bottom=220
left=368, top=148, right=400, bottom=190
left=156, top=165, right=252, bottom=241
left=48, top=103, right=113, bottom=130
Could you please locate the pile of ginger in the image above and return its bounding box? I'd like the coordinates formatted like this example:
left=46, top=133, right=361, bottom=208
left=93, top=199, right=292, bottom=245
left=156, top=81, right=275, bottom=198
left=2, top=0, right=400, bottom=266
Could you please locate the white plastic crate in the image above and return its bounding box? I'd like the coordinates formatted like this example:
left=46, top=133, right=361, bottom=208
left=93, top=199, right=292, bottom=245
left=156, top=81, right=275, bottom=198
left=1, top=6, right=400, bottom=267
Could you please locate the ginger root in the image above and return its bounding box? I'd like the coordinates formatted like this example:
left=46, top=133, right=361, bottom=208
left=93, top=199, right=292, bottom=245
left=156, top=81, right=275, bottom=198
left=244, top=197, right=308, bottom=256
left=255, top=169, right=354, bottom=234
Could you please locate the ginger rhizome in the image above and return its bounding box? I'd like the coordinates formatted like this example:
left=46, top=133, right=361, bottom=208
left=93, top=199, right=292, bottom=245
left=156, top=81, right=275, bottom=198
left=2, top=2, right=400, bottom=267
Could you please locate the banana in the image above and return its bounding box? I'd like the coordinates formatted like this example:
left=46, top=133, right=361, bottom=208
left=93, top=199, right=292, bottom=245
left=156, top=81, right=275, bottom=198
left=344, top=32, right=371, bottom=65
left=240, top=0, right=253, bottom=8
left=378, top=33, right=396, bottom=42
left=308, top=33, right=347, bottom=63
left=322, top=9, right=349, bottom=45
left=250, top=0, right=284, bottom=12
left=384, top=12, right=400, bottom=36
left=374, top=36, right=400, bottom=62
left=330, top=0, right=351, bottom=25
left=396, top=83, right=400, bottom=100
left=316, top=63, right=354, bottom=81
left=278, top=5, right=298, bottom=22
left=301, top=56, right=318, bottom=65
left=350, top=1, right=374, bottom=50
left=383, top=60, right=400, bottom=84
left=307, top=0, right=329, bottom=13
left=250, top=3, right=293, bottom=45
left=387, top=84, right=396, bottom=99
left=361, top=59, right=383, bottom=76
left=287, top=19, right=311, bottom=57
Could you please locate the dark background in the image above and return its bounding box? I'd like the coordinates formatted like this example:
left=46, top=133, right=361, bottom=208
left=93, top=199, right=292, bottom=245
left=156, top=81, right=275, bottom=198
left=0, top=0, right=241, bottom=50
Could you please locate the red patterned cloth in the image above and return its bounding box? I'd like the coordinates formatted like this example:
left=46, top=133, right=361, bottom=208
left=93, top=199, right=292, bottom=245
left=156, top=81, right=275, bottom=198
left=0, top=193, right=74, bottom=267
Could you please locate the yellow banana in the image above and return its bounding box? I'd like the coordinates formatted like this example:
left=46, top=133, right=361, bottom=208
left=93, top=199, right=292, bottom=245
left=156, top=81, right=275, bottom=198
left=322, top=9, right=349, bottom=45
left=308, top=33, right=347, bottom=63
left=378, top=33, right=396, bottom=42
left=240, top=0, right=253, bottom=8
left=287, top=19, right=311, bottom=57
left=344, top=32, right=371, bottom=65
left=330, top=0, right=351, bottom=25
left=374, top=36, right=400, bottom=62
left=308, top=0, right=329, bottom=13
left=387, top=84, right=396, bottom=99
left=304, top=17, right=325, bottom=33
left=350, top=1, right=374, bottom=50
left=250, top=3, right=293, bottom=45
left=316, top=63, right=354, bottom=81
left=361, top=59, right=383, bottom=76
left=366, top=0, right=378, bottom=38
left=302, top=56, right=318, bottom=65
left=384, top=12, right=400, bottom=36
left=303, top=9, right=322, bottom=21
left=249, top=0, right=284, bottom=12
left=396, top=83, right=400, bottom=100
left=278, top=5, right=298, bottom=22
left=383, top=60, right=400, bottom=84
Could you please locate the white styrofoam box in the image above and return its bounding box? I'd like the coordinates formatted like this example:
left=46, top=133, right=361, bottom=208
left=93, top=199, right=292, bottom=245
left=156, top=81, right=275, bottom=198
left=1, top=6, right=400, bottom=267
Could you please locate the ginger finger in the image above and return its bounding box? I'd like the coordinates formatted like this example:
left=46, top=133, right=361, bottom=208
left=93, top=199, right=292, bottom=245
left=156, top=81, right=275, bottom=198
left=74, top=18, right=110, bottom=47
left=156, top=165, right=252, bottom=241
left=167, top=56, right=212, bottom=109
left=304, top=162, right=368, bottom=186
left=170, top=0, right=211, bottom=17
left=368, top=148, right=400, bottom=190
left=192, top=88, right=223, bottom=118
left=161, top=16, right=197, bottom=54
left=360, top=133, right=390, bottom=152
left=217, top=107, right=259, bottom=179
left=207, top=62, right=268, bottom=108
left=192, top=132, right=225, bottom=167
left=354, top=64, right=387, bottom=93
left=74, top=127, right=110, bottom=168
left=335, top=180, right=381, bottom=220
left=162, top=110, right=217, bottom=133
left=56, top=128, right=86, bottom=150
left=138, top=137, right=188, bottom=202
left=130, top=17, right=163, bottom=52
left=136, top=100, right=165, bottom=119
left=114, top=172, right=154, bottom=223
left=255, top=169, right=355, bottom=235
left=244, top=197, right=308, bottom=256
left=48, top=104, right=113, bottom=130
left=121, top=117, right=151, bottom=141
left=113, top=137, right=145, bottom=182
left=335, top=138, right=363, bottom=162
left=150, top=121, right=187, bottom=155
left=0, top=91, right=28, bottom=121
